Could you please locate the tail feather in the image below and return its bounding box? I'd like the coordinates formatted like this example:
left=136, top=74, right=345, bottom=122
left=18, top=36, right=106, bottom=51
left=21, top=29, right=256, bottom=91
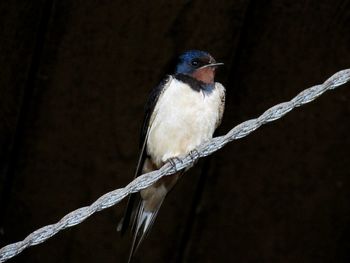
left=117, top=194, right=138, bottom=234
left=123, top=172, right=181, bottom=262
left=119, top=132, right=149, bottom=235
left=127, top=200, right=163, bottom=263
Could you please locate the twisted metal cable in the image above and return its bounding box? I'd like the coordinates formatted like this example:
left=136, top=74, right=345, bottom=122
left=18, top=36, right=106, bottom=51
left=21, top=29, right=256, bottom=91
left=1, top=69, right=349, bottom=262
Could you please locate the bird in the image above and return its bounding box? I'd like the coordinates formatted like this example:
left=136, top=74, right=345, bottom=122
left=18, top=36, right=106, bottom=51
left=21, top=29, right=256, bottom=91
left=118, top=50, right=226, bottom=262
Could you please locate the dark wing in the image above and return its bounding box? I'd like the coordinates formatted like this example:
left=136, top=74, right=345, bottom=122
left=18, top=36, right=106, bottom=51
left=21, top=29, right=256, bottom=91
left=139, top=75, right=172, bottom=146
left=118, top=75, right=172, bottom=234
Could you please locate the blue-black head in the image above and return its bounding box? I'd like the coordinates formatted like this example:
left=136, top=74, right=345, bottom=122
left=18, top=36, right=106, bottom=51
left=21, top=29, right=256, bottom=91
left=175, top=50, right=223, bottom=74
left=175, top=50, right=223, bottom=84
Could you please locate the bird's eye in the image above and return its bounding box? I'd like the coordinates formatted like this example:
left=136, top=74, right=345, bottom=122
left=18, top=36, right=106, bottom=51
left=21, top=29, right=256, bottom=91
left=191, top=60, right=199, bottom=66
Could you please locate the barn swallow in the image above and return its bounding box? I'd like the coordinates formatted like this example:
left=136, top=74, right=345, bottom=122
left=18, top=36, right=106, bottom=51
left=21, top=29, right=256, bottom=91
left=118, top=50, right=225, bottom=262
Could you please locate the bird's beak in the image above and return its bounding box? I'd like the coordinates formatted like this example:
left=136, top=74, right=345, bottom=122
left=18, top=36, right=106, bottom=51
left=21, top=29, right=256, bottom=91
left=199, top=62, right=224, bottom=69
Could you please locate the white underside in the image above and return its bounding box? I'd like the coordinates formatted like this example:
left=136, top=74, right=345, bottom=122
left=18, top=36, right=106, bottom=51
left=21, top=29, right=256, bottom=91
left=147, top=77, right=225, bottom=166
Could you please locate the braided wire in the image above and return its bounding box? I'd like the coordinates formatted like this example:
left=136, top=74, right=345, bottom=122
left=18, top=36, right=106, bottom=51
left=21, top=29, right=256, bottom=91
left=0, top=69, right=349, bottom=262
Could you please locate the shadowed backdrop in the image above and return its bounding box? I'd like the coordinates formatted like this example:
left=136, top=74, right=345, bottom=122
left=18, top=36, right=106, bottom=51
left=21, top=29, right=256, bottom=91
left=0, top=0, right=349, bottom=262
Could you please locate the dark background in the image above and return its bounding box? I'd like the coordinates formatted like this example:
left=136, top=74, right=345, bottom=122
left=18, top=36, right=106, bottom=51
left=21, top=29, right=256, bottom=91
left=0, top=0, right=350, bottom=262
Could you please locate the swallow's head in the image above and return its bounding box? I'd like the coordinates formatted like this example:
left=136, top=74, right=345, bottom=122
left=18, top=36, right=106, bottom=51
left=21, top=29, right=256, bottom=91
left=175, top=50, right=223, bottom=84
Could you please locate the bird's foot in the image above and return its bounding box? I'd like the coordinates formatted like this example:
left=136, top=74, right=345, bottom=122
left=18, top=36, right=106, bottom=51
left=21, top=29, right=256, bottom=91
left=189, top=149, right=200, bottom=161
left=168, top=157, right=183, bottom=173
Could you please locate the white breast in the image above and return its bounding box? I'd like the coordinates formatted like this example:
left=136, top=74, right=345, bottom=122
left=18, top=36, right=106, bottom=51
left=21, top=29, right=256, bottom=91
left=147, top=77, right=224, bottom=166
